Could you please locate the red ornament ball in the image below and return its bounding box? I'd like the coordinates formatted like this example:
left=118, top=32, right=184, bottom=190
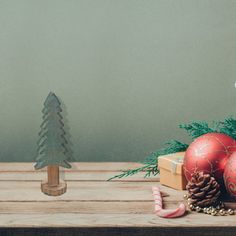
left=184, top=133, right=236, bottom=184
left=224, top=152, right=236, bottom=197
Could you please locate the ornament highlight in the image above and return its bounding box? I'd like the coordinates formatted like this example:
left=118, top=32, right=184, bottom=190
left=223, top=152, right=236, bottom=197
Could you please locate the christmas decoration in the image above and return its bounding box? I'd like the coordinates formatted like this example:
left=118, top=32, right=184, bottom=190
left=224, top=152, right=236, bottom=198
left=179, top=117, right=236, bottom=140
left=184, top=195, right=234, bottom=216
left=158, top=152, right=187, bottom=190
left=184, top=133, right=236, bottom=184
left=187, top=202, right=234, bottom=216
left=108, top=140, right=188, bottom=181
left=152, top=186, right=186, bottom=218
left=35, top=92, right=73, bottom=196
left=108, top=117, right=236, bottom=181
left=184, top=171, right=234, bottom=216
left=186, top=172, right=221, bottom=208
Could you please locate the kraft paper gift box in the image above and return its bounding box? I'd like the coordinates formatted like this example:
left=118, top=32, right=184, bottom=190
left=158, top=152, right=187, bottom=190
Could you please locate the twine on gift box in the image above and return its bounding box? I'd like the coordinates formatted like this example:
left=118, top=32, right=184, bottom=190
left=170, top=157, right=183, bottom=174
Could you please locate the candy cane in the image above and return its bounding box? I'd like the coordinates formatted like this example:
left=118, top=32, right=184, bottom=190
left=152, top=186, right=186, bottom=218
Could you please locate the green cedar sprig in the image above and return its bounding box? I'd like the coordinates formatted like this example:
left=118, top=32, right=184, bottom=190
left=179, top=117, right=236, bottom=140
left=217, top=117, right=236, bottom=140
left=108, top=117, right=236, bottom=180
left=179, top=121, right=215, bottom=139
left=107, top=140, right=188, bottom=181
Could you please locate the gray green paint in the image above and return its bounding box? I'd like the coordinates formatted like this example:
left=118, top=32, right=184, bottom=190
left=0, top=0, right=236, bottom=162
left=35, top=92, right=72, bottom=169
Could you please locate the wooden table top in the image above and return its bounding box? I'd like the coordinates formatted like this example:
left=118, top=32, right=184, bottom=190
left=0, top=162, right=236, bottom=236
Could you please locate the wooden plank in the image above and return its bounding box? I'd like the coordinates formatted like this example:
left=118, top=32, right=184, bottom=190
left=0, top=201, right=153, bottom=214
left=0, top=181, right=178, bottom=202
left=1, top=162, right=236, bottom=236
left=0, top=171, right=159, bottom=182
left=0, top=201, right=184, bottom=214
left=0, top=213, right=236, bottom=227
left=0, top=161, right=158, bottom=182
left=0, top=162, right=145, bottom=172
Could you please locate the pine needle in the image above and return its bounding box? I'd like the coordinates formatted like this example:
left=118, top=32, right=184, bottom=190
left=218, top=117, right=236, bottom=139
left=107, top=140, right=188, bottom=181
left=108, top=117, right=236, bottom=180
left=179, top=121, right=215, bottom=139
left=179, top=117, right=236, bottom=140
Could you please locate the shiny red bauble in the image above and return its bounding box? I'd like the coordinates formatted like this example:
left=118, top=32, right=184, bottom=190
left=184, top=133, right=236, bottom=185
left=224, top=152, right=236, bottom=197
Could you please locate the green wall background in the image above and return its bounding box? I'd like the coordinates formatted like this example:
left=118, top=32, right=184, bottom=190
left=0, top=0, right=236, bottom=162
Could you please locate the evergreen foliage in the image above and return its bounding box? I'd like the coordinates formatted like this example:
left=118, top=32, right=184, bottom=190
left=108, top=117, right=236, bottom=180
left=180, top=117, right=236, bottom=140
left=218, top=117, right=236, bottom=140
left=179, top=121, right=215, bottom=139
left=108, top=140, right=188, bottom=180
left=35, top=92, right=72, bottom=170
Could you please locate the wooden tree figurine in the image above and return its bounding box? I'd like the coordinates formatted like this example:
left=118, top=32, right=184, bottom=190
left=35, top=92, right=72, bottom=196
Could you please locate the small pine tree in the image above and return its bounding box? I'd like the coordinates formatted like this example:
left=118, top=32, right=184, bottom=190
left=35, top=92, right=71, bottom=169
left=35, top=92, right=72, bottom=195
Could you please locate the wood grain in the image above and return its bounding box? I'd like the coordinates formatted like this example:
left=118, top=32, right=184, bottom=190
left=0, top=162, right=236, bottom=236
left=47, top=165, right=59, bottom=186
left=0, top=162, right=144, bottom=172
left=0, top=181, right=173, bottom=201
left=1, top=213, right=236, bottom=227
left=0, top=171, right=158, bottom=182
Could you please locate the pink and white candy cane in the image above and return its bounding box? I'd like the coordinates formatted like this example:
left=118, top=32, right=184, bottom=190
left=152, top=186, right=186, bottom=218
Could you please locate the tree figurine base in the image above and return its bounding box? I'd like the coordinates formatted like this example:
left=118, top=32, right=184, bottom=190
left=41, top=180, right=67, bottom=196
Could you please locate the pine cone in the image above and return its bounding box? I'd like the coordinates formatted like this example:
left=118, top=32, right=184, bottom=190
left=186, top=171, right=221, bottom=208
